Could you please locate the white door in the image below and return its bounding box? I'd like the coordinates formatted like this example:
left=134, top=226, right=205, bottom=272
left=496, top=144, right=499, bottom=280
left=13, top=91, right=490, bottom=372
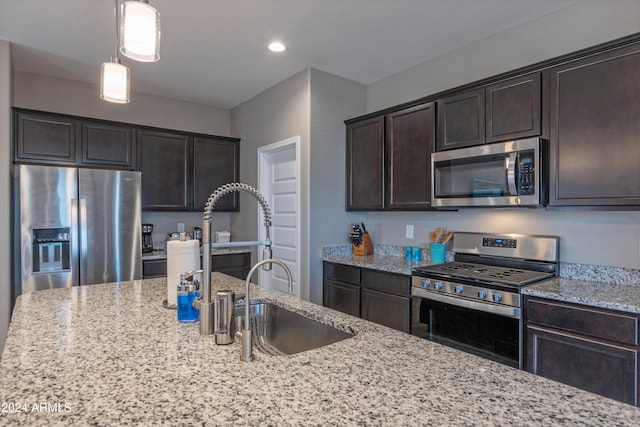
left=258, top=137, right=300, bottom=296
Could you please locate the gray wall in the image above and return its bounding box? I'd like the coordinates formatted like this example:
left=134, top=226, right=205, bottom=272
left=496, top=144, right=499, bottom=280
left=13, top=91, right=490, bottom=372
left=230, top=69, right=311, bottom=297
left=0, top=40, right=12, bottom=355
left=14, top=71, right=230, bottom=135
left=309, top=69, right=366, bottom=303
left=360, top=0, right=640, bottom=270
left=368, top=0, right=640, bottom=111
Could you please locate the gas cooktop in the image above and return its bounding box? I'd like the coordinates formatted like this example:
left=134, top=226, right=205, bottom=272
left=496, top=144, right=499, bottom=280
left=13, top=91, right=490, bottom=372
left=413, top=262, right=555, bottom=287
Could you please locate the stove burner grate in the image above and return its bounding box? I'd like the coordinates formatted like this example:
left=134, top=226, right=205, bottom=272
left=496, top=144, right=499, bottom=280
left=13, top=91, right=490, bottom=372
left=415, top=262, right=554, bottom=286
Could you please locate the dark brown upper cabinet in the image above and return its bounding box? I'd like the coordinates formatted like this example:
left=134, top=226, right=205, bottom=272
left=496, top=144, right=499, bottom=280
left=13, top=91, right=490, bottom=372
left=437, top=73, right=542, bottom=151
left=437, top=88, right=485, bottom=151
left=15, top=109, right=136, bottom=169
left=549, top=43, right=640, bottom=207
left=193, top=136, right=240, bottom=211
left=137, top=129, right=192, bottom=211
left=81, top=121, right=135, bottom=169
left=346, top=116, right=384, bottom=210
left=385, top=103, right=435, bottom=210
left=486, top=73, right=541, bottom=143
left=15, top=110, right=77, bottom=164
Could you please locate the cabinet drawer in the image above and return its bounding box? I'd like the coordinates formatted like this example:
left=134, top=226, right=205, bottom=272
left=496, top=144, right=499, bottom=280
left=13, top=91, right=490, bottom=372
left=210, top=253, right=250, bottom=269
left=142, top=259, right=167, bottom=278
left=527, top=298, right=638, bottom=345
left=323, top=262, right=360, bottom=285
left=361, top=269, right=410, bottom=296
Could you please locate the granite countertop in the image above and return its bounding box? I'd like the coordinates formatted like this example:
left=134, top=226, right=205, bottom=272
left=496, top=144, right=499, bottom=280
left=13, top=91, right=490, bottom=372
left=142, top=247, right=252, bottom=261
left=322, top=253, right=429, bottom=275
left=2, top=275, right=640, bottom=425
left=524, top=278, right=640, bottom=314
left=322, top=244, right=640, bottom=314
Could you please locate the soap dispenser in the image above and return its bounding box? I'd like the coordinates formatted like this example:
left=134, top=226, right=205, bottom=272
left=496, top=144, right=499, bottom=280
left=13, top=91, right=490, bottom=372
left=177, top=275, right=201, bottom=322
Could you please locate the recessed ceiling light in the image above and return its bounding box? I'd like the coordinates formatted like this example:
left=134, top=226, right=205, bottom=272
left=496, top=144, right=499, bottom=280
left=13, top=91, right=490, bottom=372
left=268, top=41, right=286, bottom=53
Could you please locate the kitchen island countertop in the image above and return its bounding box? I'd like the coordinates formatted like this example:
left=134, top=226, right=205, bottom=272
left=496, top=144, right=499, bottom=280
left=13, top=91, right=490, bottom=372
left=2, top=275, right=640, bottom=426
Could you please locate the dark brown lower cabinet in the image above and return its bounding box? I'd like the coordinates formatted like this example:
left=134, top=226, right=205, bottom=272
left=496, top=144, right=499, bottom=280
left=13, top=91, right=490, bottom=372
left=525, top=297, right=639, bottom=406
left=323, top=262, right=361, bottom=317
left=142, top=259, right=167, bottom=278
left=142, top=252, right=251, bottom=280
left=323, top=262, right=411, bottom=333
left=361, top=289, right=410, bottom=333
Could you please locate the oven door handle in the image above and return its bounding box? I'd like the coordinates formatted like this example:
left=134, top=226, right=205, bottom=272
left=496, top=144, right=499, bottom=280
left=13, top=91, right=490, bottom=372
left=412, top=287, right=521, bottom=319
left=506, top=152, right=518, bottom=197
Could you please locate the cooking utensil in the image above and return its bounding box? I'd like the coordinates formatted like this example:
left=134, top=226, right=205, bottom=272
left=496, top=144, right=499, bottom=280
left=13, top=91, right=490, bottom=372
left=434, top=227, right=444, bottom=243
left=441, top=230, right=453, bottom=244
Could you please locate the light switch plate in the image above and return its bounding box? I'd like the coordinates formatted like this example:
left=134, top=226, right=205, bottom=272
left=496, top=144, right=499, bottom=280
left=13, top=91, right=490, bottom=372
left=406, top=225, right=414, bottom=239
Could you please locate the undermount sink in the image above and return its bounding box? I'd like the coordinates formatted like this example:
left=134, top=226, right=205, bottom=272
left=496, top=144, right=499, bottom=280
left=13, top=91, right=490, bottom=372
left=234, top=303, right=353, bottom=356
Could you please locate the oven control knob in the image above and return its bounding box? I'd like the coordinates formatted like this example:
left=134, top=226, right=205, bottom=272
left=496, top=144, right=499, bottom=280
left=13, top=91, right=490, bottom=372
left=422, top=280, right=431, bottom=288
left=492, top=293, right=503, bottom=303
left=434, top=282, right=443, bottom=290
left=454, top=285, right=464, bottom=294
left=478, top=290, right=487, bottom=299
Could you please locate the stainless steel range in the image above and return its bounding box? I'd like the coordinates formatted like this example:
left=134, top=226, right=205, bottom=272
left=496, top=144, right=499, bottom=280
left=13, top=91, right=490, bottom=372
left=411, top=232, right=559, bottom=369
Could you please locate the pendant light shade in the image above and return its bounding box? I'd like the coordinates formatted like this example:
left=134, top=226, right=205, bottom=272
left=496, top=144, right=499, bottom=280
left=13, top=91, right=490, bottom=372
left=100, top=60, right=130, bottom=104
left=120, top=1, right=160, bottom=62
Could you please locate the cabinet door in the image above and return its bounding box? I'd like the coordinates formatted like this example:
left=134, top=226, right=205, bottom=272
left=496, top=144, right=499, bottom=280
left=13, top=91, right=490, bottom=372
left=549, top=43, right=640, bottom=206
left=527, top=326, right=637, bottom=406
left=385, top=103, right=435, bottom=210
left=193, top=137, right=240, bottom=211
left=15, top=111, right=77, bottom=164
left=138, top=130, right=191, bottom=211
left=486, top=73, right=541, bottom=143
left=361, top=288, right=410, bottom=333
left=142, top=259, right=167, bottom=278
left=437, top=88, right=485, bottom=151
left=346, top=117, right=384, bottom=210
left=323, top=280, right=360, bottom=317
left=82, top=121, right=135, bottom=169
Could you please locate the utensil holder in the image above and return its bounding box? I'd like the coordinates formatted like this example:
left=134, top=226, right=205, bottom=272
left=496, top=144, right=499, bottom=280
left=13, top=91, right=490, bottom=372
left=353, top=232, right=373, bottom=255
left=429, top=243, right=446, bottom=264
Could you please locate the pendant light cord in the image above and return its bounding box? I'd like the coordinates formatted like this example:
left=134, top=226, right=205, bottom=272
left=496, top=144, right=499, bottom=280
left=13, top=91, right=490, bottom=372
left=114, top=0, right=120, bottom=63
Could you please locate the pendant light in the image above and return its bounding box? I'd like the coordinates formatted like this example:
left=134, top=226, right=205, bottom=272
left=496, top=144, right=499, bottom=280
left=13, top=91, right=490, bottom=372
left=101, top=0, right=130, bottom=103
left=120, top=1, right=160, bottom=62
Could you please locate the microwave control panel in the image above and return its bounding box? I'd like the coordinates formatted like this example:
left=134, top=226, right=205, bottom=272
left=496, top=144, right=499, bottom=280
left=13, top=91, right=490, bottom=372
left=518, top=150, right=536, bottom=195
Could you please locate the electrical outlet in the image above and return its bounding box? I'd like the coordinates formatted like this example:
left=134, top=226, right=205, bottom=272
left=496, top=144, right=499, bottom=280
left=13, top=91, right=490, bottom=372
left=406, top=225, right=414, bottom=239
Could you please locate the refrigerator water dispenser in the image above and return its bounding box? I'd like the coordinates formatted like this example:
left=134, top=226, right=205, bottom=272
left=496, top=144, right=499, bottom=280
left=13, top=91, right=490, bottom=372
left=32, top=228, right=70, bottom=273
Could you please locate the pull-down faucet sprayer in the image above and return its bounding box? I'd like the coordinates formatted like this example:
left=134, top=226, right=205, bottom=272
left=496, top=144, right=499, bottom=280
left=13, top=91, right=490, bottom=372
left=198, top=183, right=274, bottom=336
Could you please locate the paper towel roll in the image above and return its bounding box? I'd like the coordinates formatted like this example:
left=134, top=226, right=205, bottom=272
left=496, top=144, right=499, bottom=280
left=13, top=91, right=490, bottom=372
left=166, top=239, right=200, bottom=306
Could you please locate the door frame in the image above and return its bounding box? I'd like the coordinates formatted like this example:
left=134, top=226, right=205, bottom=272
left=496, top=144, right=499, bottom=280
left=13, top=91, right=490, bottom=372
left=257, top=136, right=302, bottom=298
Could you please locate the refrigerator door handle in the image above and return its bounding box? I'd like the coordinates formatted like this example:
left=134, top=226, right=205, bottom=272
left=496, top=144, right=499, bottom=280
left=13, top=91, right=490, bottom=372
left=79, top=198, right=88, bottom=286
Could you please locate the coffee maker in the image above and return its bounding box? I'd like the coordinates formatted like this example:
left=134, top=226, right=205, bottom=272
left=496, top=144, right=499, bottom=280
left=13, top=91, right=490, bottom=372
left=142, top=224, right=154, bottom=253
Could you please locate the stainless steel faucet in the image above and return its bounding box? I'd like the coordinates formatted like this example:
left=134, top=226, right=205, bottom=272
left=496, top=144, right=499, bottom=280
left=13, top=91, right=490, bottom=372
left=199, top=183, right=274, bottom=336
left=240, top=258, right=293, bottom=362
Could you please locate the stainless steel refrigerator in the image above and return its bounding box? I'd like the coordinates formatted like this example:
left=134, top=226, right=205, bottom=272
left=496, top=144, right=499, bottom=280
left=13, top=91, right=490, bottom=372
left=15, top=164, right=142, bottom=295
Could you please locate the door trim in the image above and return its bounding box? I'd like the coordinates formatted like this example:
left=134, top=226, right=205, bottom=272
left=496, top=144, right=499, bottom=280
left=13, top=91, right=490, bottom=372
left=257, top=136, right=302, bottom=298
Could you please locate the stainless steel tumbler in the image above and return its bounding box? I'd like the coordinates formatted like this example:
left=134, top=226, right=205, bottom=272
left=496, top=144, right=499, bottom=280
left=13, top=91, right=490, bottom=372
left=214, top=290, right=235, bottom=345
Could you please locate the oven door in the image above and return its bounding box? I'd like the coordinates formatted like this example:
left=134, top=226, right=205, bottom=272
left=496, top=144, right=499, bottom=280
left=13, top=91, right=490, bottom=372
left=431, top=137, right=542, bottom=208
left=411, top=288, right=522, bottom=368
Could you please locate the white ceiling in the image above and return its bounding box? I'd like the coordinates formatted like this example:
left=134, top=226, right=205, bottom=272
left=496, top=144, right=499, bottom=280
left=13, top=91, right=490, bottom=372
left=0, top=0, right=579, bottom=109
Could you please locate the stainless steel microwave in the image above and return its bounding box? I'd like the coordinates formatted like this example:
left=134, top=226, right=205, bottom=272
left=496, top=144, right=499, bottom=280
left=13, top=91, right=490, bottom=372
left=431, top=137, right=546, bottom=208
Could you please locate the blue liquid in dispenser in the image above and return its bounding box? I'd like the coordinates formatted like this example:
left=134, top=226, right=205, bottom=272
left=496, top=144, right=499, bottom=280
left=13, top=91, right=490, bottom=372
left=177, top=291, right=200, bottom=322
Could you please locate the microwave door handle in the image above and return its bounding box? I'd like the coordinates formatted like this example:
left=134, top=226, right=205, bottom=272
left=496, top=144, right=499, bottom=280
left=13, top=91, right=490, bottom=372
left=506, top=152, right=518, bottom=196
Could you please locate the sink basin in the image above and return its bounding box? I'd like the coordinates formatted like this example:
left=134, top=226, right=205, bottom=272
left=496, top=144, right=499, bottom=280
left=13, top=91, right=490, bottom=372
left=234, top=303, right=353, bottom=356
